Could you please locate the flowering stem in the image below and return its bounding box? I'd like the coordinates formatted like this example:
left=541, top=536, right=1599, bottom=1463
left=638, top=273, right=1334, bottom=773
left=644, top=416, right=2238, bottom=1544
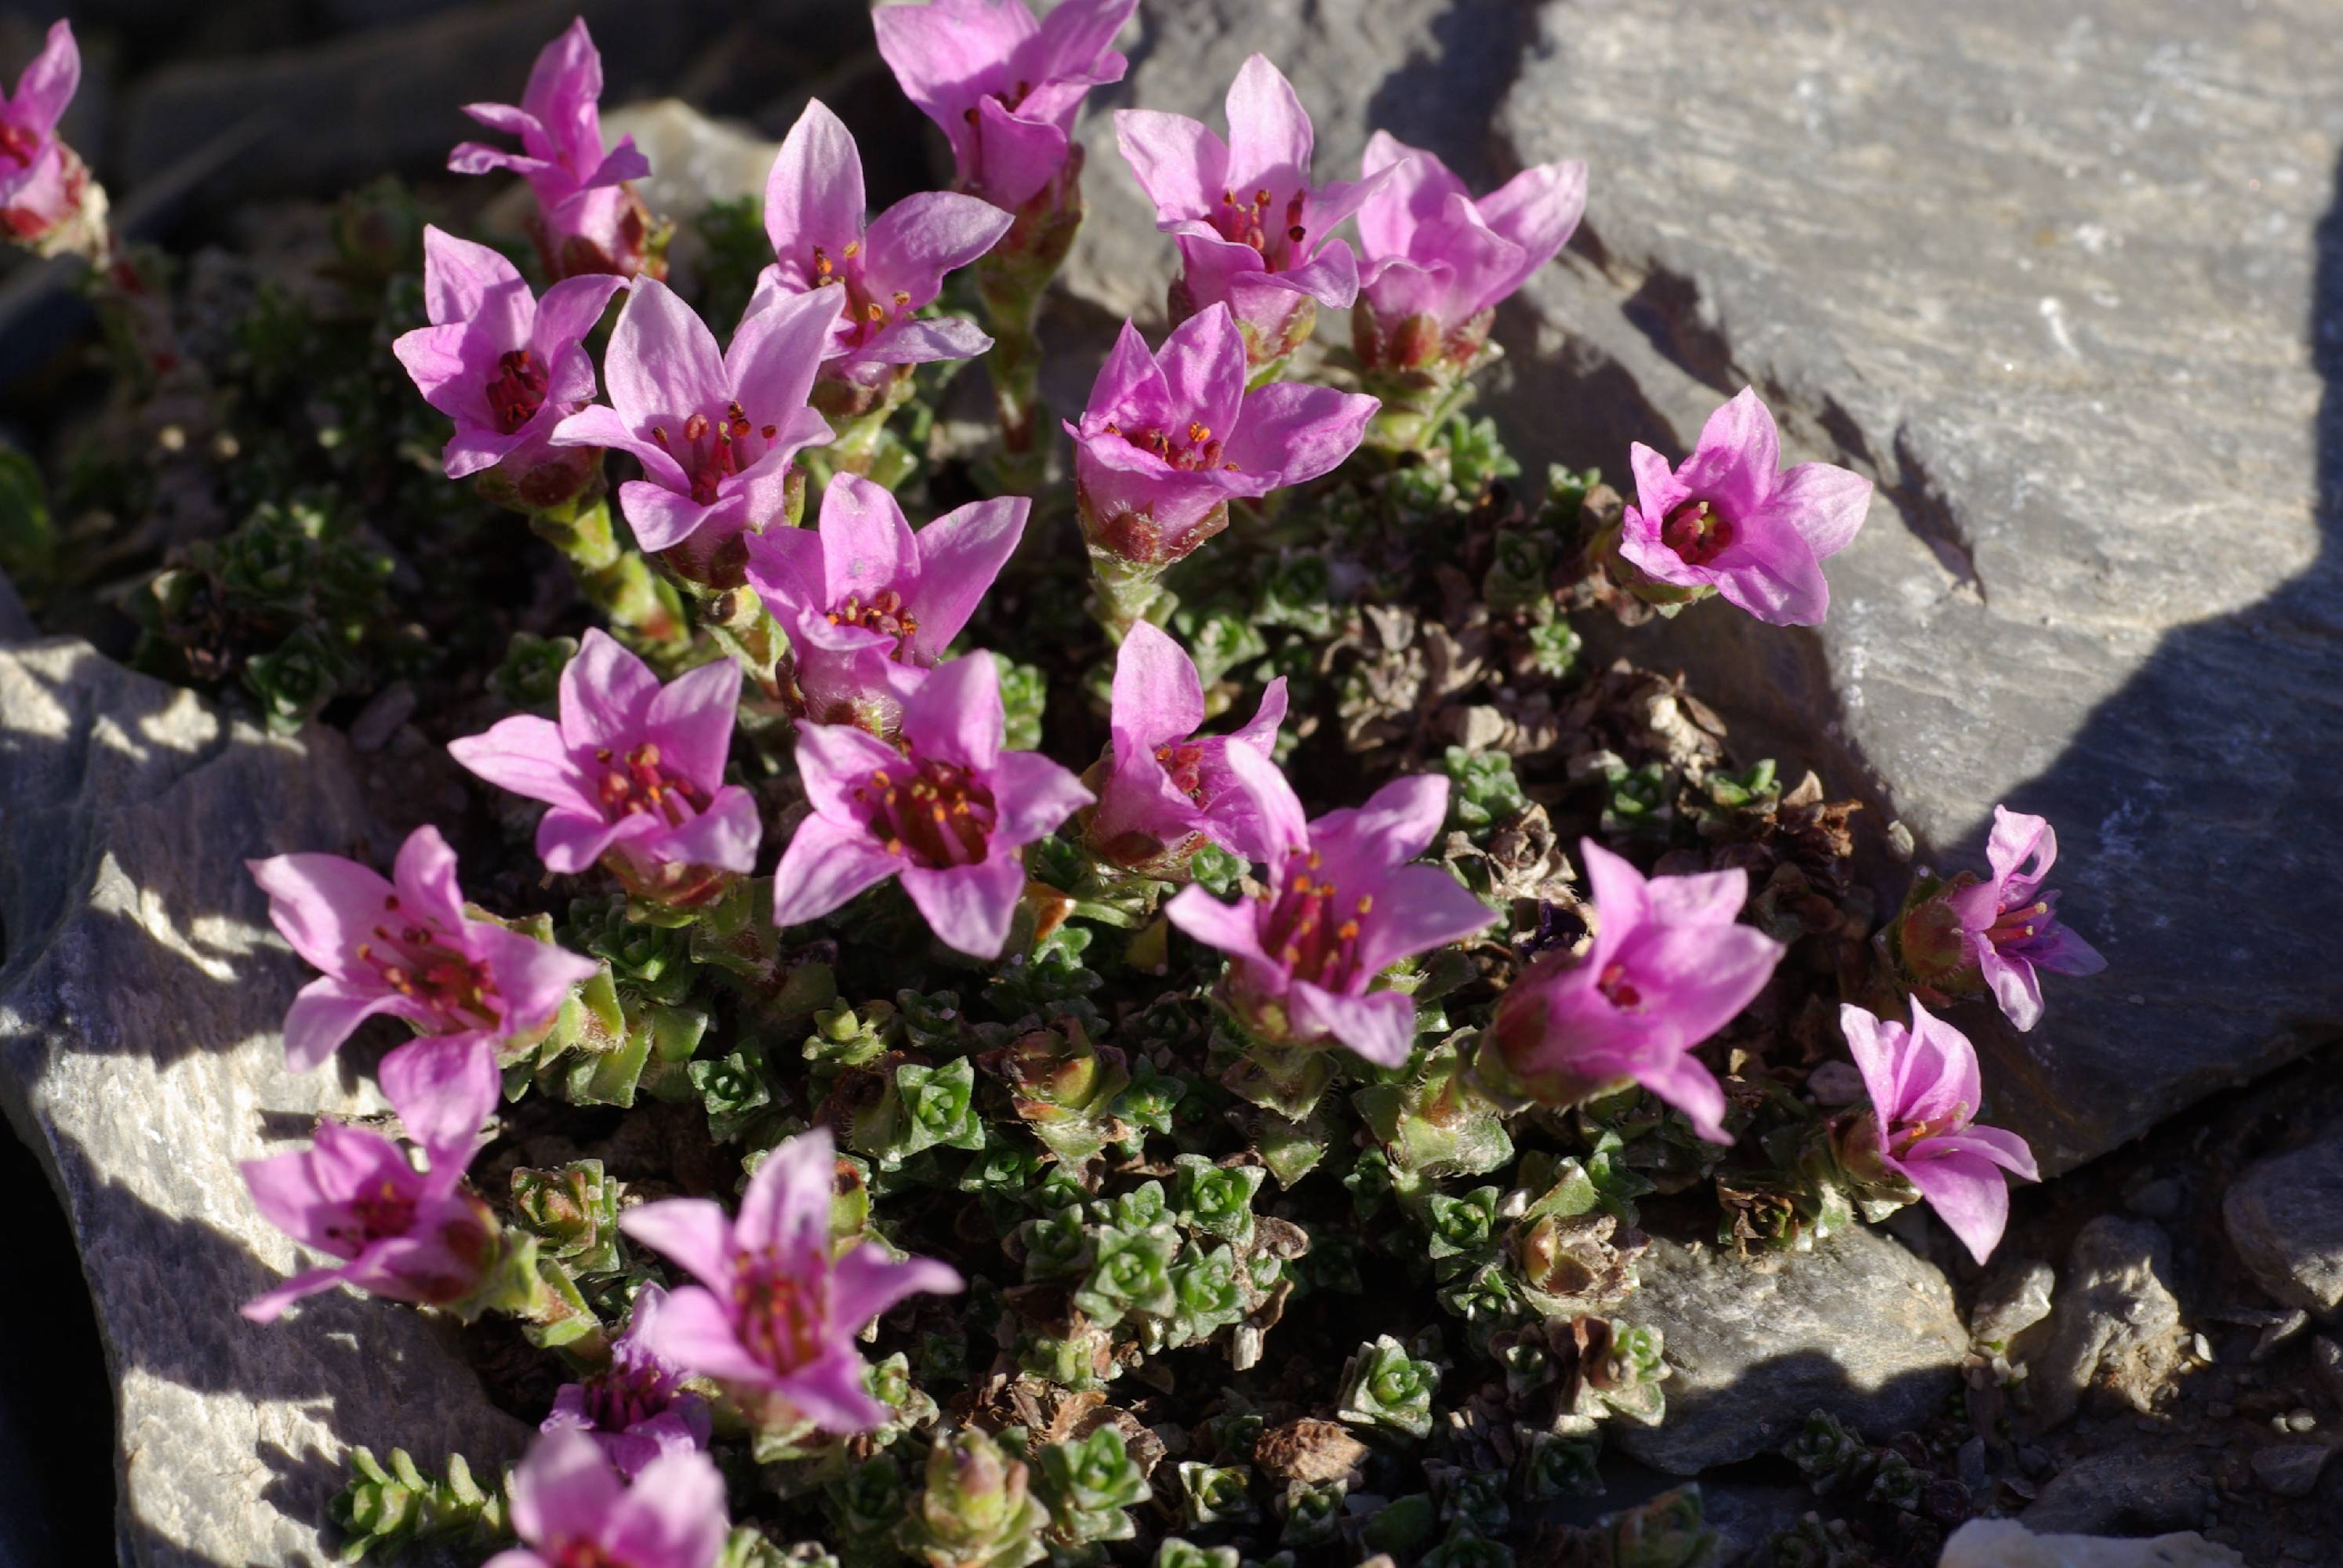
left=1084, top=545, right=1177, bottom=644
left=527, top=495, right=689, bottom=653
left=1362, top=345, right=1497, bottom=455
left=972, top=154, right=1088, bottom=493
left=805, top=378, right=918, bottom=492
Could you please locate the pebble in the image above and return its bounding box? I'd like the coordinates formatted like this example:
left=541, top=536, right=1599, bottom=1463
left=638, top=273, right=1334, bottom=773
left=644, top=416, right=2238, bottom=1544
left=2250, top=1443, right=2334, bottom=1499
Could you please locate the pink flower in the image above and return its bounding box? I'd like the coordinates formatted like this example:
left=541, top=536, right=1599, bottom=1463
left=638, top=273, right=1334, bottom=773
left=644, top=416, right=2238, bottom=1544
left=771, top=652, right=1092, bottom=960
left=1491, top=840, right=1785, bottom=1142
left=1164, top=745, right=1494, bottom=1066
left=0, top=20, right=90, bottom=248
left=1945, top=805, right=2106, bottom=1032
left=240, top=1036, right=503, bottom=1323
left=390, top=226, right=624, bottom=510
left=757, top=99, right=1010, bottom=391
left=543, top=1284, right=712, bottom=1479
left=1087, top=620, right=1288, bottom=873
left=618, top=1128, right=963, bottom=1433
left=1841, top=999, right=2039, bottom=1264
left=550, top=278, right=839, bottom=563
left=1353, top=131, right=1586, bottom=373
left=1066, top=303, right=1376, bottom=568
left=448, top=629, right=761, bottom=906
left=485, top=1429, right=728, bottom=1568
left=1114, top=54, right=1394, bottom=362
left=874, top=0, right=1136, bottom=212
left=1615, top=388, right=1873, bottom=627
left=449, top=18, right=659, bottom=279
left=247, top=824, right=598, bottom=1075
left=743, top=472, right=1027, bottom=732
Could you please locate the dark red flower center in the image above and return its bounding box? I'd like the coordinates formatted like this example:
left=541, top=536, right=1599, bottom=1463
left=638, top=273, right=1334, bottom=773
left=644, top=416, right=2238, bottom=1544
left=826, top=587, right=920, bottom=656
left=356, top=899, right=502, bottom=1032
left=1596, top=962, right=1644, bottom=1011
left=594, top=742, right=712, bottom=828
left=1985, top=898, right=2051, bottom=949
left=1101, top=416, right=1238, bottom=474
left=550, top=1538, right=620, bottom=1568
left=810, top=241, right=915, bottom=350
left=1213, top=185, right=1310, bottom=271
left=0, top=122, right=38, bottom=172
left=1156, top=741, right=1206, bottom=804
left=325, top=1178, right=419, bottom=1253
left=485, top=347, right=549, bottom=434
left=1660, top=499, right=1736, bottom=566
left=580, top=1354, right=677, bottom=1433
left=1259, top=847, right=1372, bottom=989
left=648, top=401, right=784, bottom=506
left=853, top=758, right=998, bottom=869
left=730, top=1262, right=826, bottom=1374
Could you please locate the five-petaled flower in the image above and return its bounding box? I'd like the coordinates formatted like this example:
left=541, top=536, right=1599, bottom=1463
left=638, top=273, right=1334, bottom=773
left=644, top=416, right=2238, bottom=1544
left=551, top=277, right=840, bottom=569
left=240, top=1034, right=504, bottom=1322
left=1840, top=999, right=2039, bottom=1264
left=1087, top=619, right=1288, bottom=874
left=449, top=17, right=659, bottom=280
left=743, top=472, right=1027, bottom=733
left=1115, top=54, right=1393, bottom=365
left=448, top=628, right=761, bottom=906
left=0, top=20, right=92, bottom=251
left=248, top=823, right=598, bottom=1076
left=619, top=1128, right=963, bottom=1432
left=1353, top=130, right=1586, bottom=374
left=771, top=651, right=1092, bottom=959
left=1164, top=743, right=1494, bottom=1066
left=1613, top=387, right=1874, bottom=627
left=391, top=225, right=625, bottom=510
left=485, top=1428, right=728, bottom=1568
left=1491, top=840, right=1785, bottom=1142
left=542, top=1283, right=713, bottom=1479
left=757, top=98, right=1010, bottom=397
left=1067, top=303, right=1376, bottom=569
left=874, top=0, right=1136, bottom=213
left=1945, top=805, right=2106, bottom=1031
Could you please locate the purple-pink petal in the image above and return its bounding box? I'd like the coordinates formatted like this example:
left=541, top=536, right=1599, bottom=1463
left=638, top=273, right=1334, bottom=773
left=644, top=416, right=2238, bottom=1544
left=901, top=495, right=1028, bottom=660
left=616, top=1200, right=736, bottom=1295
left=899, top=856, right=1028, bottom=960
left=772, top=815, right=903, bottom=931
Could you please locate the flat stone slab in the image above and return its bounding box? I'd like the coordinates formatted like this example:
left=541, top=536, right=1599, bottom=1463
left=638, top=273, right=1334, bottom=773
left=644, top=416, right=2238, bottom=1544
left=0, top=640, right=524, bottom=1567
left=1498, top=0, right=2343, bottom=1172
left=2224, top=1127, right=2343, bottom=1317
left=1611, top=1225, right=1967, bottom=1473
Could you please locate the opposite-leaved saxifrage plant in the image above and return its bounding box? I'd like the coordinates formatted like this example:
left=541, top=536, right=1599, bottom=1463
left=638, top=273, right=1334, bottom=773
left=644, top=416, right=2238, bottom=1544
left=1606, top=387, right=1874, bottom=626
left=487, top=1428, right=728, bottom=1568
left=1068, top=302, right=1375, bottom=634
left=1898, top=804, right=2106, bottom=1031
left=1352, top=131, right=1586, bottom=445
left=391, top=225, right=624, bottom=512
left=1115, top=53, right=1393, bottom=370
left=772, top=651, right=1093, bottom=959
left=449, top=17, right=661, bottom=281
left=0, top=20, right=98, bottom=256
left=551, top=276, right=841, bottom=579
left=757, top=98, right=1010, bottom=415
left=1490, top=840, right=1785, bottom=1142
left=1165, top=742, right=1495, bottom=1069
left=1086, top=619, right=1288, bottom=876
left=1836, top=999, right=2039, bottom=1262
left=743, top=471, right=1028, bottom=733
left=247, top=823, right=599, bottom=1075
left=618, top=1127, right=964, bottom=1434
left=449, top=628, right=761, bottom=908
left=240, top=1035, right=503, bottom=1322
left=542, top=1283, right=714, bottom=1479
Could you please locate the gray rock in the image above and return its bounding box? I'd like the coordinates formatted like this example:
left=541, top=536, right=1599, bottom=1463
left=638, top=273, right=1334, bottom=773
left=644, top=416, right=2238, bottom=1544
left=2021, top=1450, right=2213, bottom=1536
left=2314, top=1336, right=2343, bottom=1408
left=1973, top=1257, right=2058, bottom=1349
left=2223, top=1131, right=2343, bottom=1316
left=601, top=99, right=778, bottom=227
left=1497, top=0, right=2343, bottom=1175
left=2029, top=1218, right=2185, bottom=1430
left=2252, top=1443, right=2335, bottom=1499
left=0, top=640, right=525, bottom=1567
left=1941, top=1519, right=2244, bottom=1567
left=1608, top=1225, right=1967, bottom=1473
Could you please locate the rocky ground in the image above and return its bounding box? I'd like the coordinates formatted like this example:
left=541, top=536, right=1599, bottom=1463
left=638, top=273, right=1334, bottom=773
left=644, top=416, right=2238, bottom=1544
left=1, top=2, right=2339, bottom=1566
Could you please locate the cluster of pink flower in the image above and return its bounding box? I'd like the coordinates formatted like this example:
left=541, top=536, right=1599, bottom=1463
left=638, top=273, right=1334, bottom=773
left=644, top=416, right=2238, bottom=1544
left=0, top=2, right=2105, bottom=1555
